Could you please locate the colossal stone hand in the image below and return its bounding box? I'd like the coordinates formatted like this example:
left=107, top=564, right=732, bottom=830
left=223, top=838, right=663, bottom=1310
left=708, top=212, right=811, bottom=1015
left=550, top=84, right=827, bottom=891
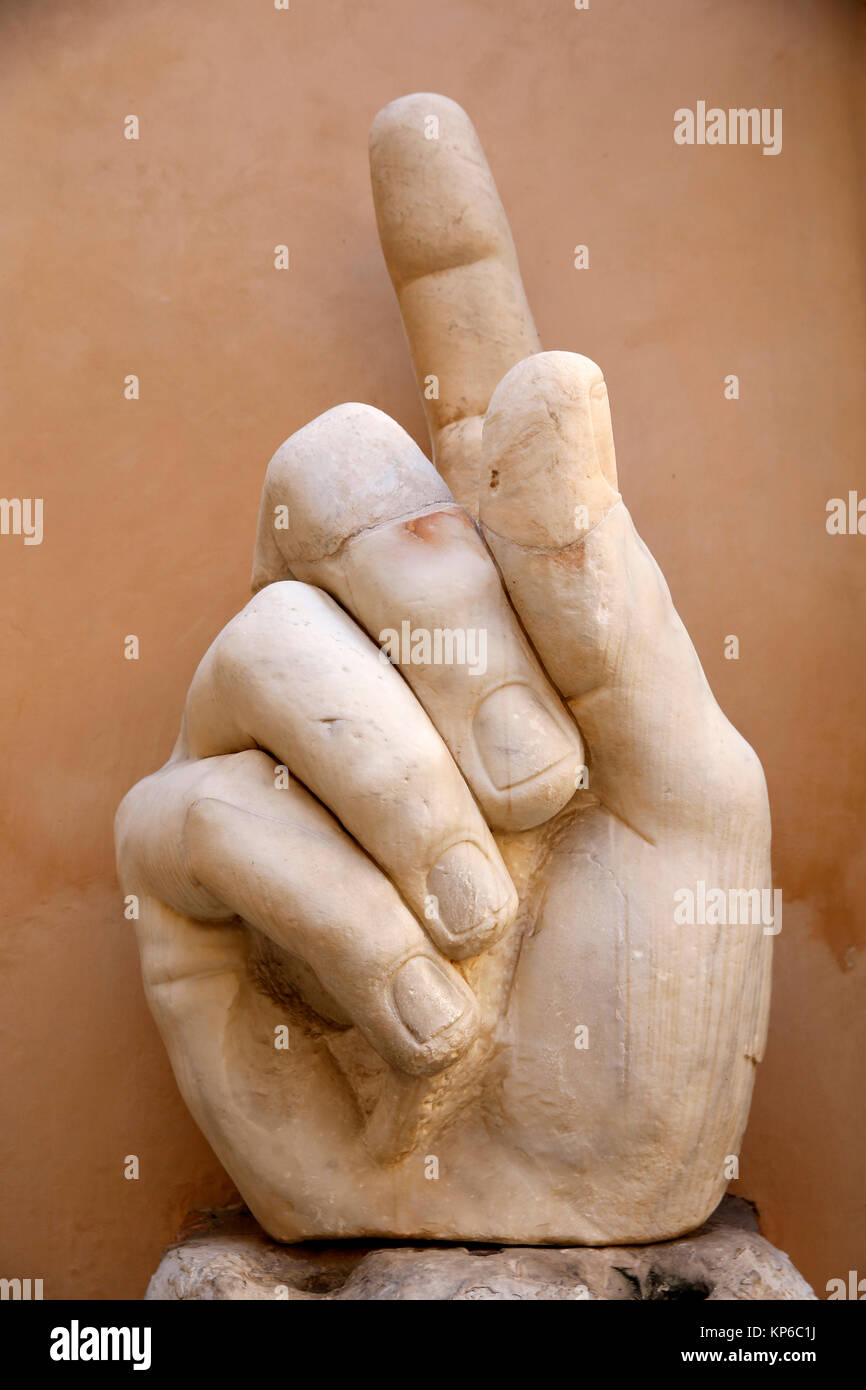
left=115, top=95, right=772, bottom=1245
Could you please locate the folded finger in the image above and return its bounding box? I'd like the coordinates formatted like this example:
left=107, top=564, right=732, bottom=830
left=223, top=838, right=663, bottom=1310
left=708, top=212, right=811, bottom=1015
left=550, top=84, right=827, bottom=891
left=116, top=750, right=481, bottom=1077
left=252, top=403, right=585, bottom=832
left=182, top=582, right=518, bottom=959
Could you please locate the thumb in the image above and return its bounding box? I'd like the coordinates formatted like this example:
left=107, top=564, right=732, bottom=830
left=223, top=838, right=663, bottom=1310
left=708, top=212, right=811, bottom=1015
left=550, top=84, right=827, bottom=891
left=479, top=351, right=767, bottom=842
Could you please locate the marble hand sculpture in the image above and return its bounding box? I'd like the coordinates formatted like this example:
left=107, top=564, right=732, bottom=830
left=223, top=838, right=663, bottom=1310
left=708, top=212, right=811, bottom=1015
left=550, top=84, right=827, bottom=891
left=115, top=94, right=772, bottom=1245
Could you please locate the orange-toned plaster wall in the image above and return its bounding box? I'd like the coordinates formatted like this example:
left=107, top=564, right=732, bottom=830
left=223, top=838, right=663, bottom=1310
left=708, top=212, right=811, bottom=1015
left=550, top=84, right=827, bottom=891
left=1, top=0, right=863, bottom=1299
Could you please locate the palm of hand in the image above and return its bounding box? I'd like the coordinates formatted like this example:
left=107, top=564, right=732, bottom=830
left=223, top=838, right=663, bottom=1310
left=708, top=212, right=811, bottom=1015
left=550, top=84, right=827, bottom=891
left=115, top=94, right=772, bottom=1244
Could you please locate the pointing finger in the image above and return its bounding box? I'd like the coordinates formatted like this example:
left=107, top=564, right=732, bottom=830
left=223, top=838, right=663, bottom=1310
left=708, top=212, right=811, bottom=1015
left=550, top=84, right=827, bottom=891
left=370, top=92, right=540, bottom=512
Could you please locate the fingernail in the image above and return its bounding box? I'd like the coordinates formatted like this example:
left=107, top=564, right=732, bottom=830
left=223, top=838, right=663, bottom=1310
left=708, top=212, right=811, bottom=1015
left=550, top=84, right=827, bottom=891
left=428, top=841, right=508, bottom=937
left=391, top=956, right=467, bottom=1042
left=474, top=684, right=577, bottom=790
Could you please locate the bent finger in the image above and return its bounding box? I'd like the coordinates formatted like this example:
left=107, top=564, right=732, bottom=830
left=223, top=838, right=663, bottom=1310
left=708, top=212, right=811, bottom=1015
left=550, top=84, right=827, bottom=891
left=116, top=750, right=480, bottom=1078
left=182, top=583, right=518, bottom=959
left=252, top=403, right=585, bottom=832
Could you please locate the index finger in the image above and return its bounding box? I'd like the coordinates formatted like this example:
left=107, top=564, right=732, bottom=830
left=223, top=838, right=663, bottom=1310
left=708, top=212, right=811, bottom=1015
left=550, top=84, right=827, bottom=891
left=370, top=92, right=540, bottom=512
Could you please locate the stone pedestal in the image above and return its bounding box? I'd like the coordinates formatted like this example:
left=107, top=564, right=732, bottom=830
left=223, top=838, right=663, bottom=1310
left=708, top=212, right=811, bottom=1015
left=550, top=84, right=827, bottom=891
left=145, top=1196, right=815, bottom=1301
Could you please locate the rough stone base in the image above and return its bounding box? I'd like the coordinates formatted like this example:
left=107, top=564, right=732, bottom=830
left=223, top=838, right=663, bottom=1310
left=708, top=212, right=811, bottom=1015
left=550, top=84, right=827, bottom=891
left=145, top=1196, right=815, bottom=1301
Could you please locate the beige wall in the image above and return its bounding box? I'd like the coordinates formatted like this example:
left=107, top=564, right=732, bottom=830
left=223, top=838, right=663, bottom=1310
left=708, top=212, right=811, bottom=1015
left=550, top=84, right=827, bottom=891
left=1, top=0, right=863, bottom=1299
